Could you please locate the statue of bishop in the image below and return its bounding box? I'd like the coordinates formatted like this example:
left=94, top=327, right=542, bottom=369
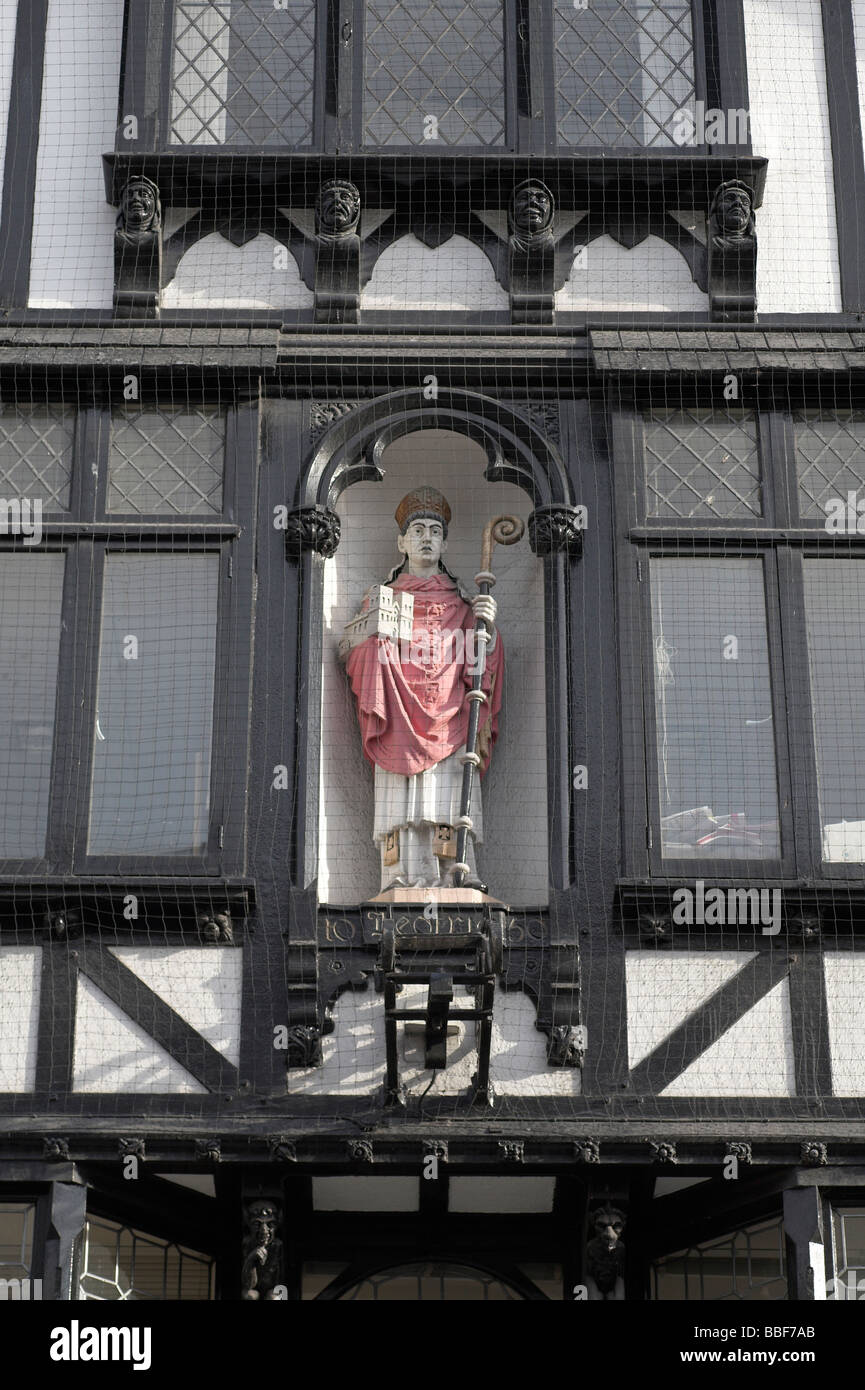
left=342, top=487, right=503, bottom=893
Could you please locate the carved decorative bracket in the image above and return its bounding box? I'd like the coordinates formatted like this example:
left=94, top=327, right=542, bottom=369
left=528, top=505, right=585, bottom=557
left=707, top=179, right=757, bottom=322
left=114, top=176, right=163, bottom=319
left=284, top=505, right=341, bottom=559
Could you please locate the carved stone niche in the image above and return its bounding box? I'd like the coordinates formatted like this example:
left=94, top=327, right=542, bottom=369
left=241, top=1194, right=284, bottom=1301
left=313, top=179, right=362, bottom=325
left=114, top=176, right=163, bottom=319
left=707, top=179, right=757, bottom=323
left=586, top=1204, right=626, bottom=1301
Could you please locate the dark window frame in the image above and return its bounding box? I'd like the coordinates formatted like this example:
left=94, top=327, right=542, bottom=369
left=0, top=393, right=257, bottom=880
left=118, top=0, right=749, bottom=156
left=614, top=394, right=865, bottom=883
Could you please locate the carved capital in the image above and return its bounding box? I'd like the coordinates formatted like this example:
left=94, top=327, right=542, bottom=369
left=800, top=1141, right=828, bottom=1167
left=347, top=1138, right=374, bottom=1163
left=269, top=1136, right=298, bottom=1163
left=43, top=1137, right=70, bottom=1162
left=548, top=1024, right=585, bottom=1067
left=528, top=505, right=584, bottom=557
left=639, top=912, right=672, bottom=944
left=43, top=909, right=82, bottom=941
left=648, top=1140, right=678, bottom=1165
left=195, top=1138, right=221, bottom=1163
left=498, top=1140, right=525, bottom=1164
left=574, top=1139, right=601, bottom=1164
left=284, top=505, right=341, bottom=560
left=284, top=1025, right=322, bottom=1068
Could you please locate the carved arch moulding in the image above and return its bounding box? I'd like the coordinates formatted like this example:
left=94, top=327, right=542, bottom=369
left=277, top=389, right=585, bottom=1082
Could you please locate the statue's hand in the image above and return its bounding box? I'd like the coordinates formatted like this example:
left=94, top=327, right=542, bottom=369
left=472, top=594, right=497, bottom=630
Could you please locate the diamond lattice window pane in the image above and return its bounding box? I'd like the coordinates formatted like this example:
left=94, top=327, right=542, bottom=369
left=0, top=404, right=74, bottom=511
left=363, top=2, right=506, bottom=147
left=170, top=1, right=316, bottom=147
left=554, top=1, right=695, bottom=147
left=644, top=409, right=762, bottom=519
left=794, top=410, right=865, bottom=519
left=108, top=409, right=224, bottom=515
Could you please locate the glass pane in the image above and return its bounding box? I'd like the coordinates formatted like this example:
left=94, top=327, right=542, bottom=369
left=803, top=560, right=865, bottom=861
left=109, top=409, right=224, bottom=515
left=79, top=1218, right=214, bottom=1301
left=0, top=555, right=65, bottom=858
left=170, top=0, right=316, bottom=147
left=651, top=559, right=780, bottom=859
left=0, top=1204, right=35, bottom=1279
left=364, top=1, right=505, bottom=147
left=644, top=409, right=762, bottom=519
left=794, top=410, right=865, bottom=520
left=555, top=0, right=695, bottom=148
left=87, top=555, right=218, bottom=856
left=653, top=1218, right=787, bottom=1301
left=0, top=404, right=74, bottom=511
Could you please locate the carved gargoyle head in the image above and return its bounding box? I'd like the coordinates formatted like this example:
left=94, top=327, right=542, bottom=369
left=509, top=179, right=555, bottom=244
left=245, top=1199, right=279, bottom=1248
left=118, top=176, right=161, bottom=236
left=591, top=1204, right=626, bottom=1250
left=710, top=180, right=754, bottom=240
left=315, top=178, right=361, bottom=239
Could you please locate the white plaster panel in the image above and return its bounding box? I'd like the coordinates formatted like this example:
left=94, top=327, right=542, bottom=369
left=312, top=1178, right=419, bottom=1211
left=744, top=0, right=842, bottom=312
left=72, top=975, right=206, bottom=1093
left=853, top=3, right=865, bottom=159
left=661, top=979, right=795, bottom=1097
left=318, top=429, right=548, bottom=907
left=154, top=1173, right=216, bottom=1197
left=449, top=1177, right=555, bottom=1213
left=162, top=233, right=313, bottom=308
left=626, top=951, right=756, bottom=1068
left=0, top=947, right=41, bottom=1091
left=0, top=1, right=19, bottom=221
left=823, top=954, right=865, bottom=1095
left=654, top=1177, right=710, bottom=1198
left=109, top=947, right=242, bottom=1065
left=29, top=0, right=124, bottom=307
left=555, top=235, right=708, bottom=312
left=288, top=985, right=579, bottom=1097
left=362, top=234, right=507, bottom=310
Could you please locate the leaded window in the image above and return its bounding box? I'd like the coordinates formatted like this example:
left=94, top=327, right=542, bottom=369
left=170, top=0, right=317, bottom=147
left=652, top=1216, right=787, bottom=1300
left=554, top=0, right=696, bottom=148
left=78, top=1216, right=215, bottom=1300
left=148, top=1, right=724, bottom=153
left=617, top=399, right=865, bottom=881
left=0, top=399, right=254, bottom=877
left=0, top=1203, right=36, bottom=1286
left=829, top=1208, right=865, bottom=1299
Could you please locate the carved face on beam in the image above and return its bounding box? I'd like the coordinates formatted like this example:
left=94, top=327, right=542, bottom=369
left=712, top=181, right=754, bottom=238
left=119, top=177, right=160, bottom=236
left=246, top=1200, right=279, bottom=1248
left=315, top=179, right=361, bottom=238
left=509, top=180, right=555, bottom=241
left=592, top=1205, right=626, bottom=1249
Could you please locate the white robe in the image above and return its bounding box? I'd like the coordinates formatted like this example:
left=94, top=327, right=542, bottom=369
left=373, top=747, right=484, bottom=889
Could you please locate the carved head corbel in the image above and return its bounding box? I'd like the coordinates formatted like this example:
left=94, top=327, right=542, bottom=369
left=315, top=178, right=361, bottom=240
left=508, top=179, right=555, bottom=248
left=117, top=176, right=161, bottom=238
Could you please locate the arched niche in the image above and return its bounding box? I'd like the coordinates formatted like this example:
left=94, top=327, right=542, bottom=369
left=555, top=233, right=708, bottom=312
left=361, top=234, right=506, bottom=311
left=162, top=232, right=313, bottom=309
left=318, top=428, right=547, bottom=907
left=288, top=389, right=581, bottom=906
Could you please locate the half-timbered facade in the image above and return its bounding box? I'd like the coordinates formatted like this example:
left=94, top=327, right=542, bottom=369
left=1, top=0, right=865, bottom=1302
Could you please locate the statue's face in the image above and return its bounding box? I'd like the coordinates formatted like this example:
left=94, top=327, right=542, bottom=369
left=717, top=188, right=750, bottom=233
left=316, top=180, right=360, bottom=236
left=249, top=1201, right=277, bottom=1243
left=594, top=1210, right=624, bottom=1246
left=397, top=517, right=446, bottom=573
left=122, top=180, right=157, bottom=232
left=511, top=182, right=553, bottom=236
